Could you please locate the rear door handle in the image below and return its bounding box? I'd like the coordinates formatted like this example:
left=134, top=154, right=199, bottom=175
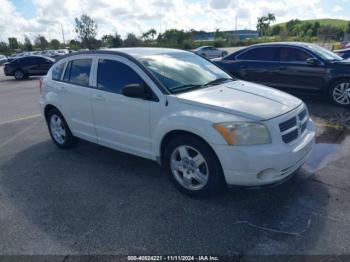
left=93, top=94, right=106, bottom=101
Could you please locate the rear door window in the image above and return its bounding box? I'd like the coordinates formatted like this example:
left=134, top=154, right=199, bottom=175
left=237, top=47, right=277, bottom=61
left=276, top=47, right=312, bottom=62
left=64, top=59, right=92, bottom=87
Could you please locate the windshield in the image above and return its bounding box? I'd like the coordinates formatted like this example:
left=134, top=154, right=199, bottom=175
left=138, top=51, right=233, bottom=93
left=308, top=44, right=343, bottom=61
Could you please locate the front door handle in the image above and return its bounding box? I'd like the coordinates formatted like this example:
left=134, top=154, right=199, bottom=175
left=93, top=94, right=106, bottom=101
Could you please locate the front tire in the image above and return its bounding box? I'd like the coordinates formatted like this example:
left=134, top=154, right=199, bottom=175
left=329, top=80, right=350, bottom=107
left=163, top=136, right=225, bottom=197
left=47, top=108, right=77, bottom=149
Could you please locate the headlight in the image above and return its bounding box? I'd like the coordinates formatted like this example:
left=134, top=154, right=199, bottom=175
left=213, top=122, right=271, bottom=146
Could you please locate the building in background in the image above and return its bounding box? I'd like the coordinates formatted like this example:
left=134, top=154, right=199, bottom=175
left=194, top=30, right=259, bottom=41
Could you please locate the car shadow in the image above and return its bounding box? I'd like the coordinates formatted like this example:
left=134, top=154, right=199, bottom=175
left=0, top=75, right=41, bottom=83
left=0, top=139, right=329, bottom=255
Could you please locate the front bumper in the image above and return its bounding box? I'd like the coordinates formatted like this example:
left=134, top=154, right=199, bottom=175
left=213, top=119, right=315, bottom=186
left=3, top=66, right=11, bottom=76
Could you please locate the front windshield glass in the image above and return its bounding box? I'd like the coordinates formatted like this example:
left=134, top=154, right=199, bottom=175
left=138, top=51, right=233, bottom=93
left=308, top=44, right=343, bottom=61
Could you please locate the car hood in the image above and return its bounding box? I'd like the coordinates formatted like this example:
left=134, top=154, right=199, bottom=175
left=175, top=80, right=302, bottom=121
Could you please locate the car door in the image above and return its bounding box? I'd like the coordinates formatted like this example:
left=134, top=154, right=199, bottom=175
left=271, top=47, right=326, bottom=91
left=90, top=56, right=154, bottom=159
left=19, top=57, right=37, bottom=74
left=37, top=57, right=53, bottom=75
left=212, top=47, right=221, bottom=58
left=233, top=47, right=279, bottom=85
left=207, top=47, right=217, bottom=58
left=57, top=57, right=97, bottom=142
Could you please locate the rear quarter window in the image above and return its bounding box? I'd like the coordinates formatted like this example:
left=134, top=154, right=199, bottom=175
left=64, top=59, right=92, bottom=87
left=52, top=62, right=66, bottom=81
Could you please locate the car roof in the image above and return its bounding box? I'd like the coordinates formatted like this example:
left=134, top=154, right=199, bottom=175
left=13, top=55, right=54, bottom=61
left=22, top=55, right=52, bottom=58
left=250, top=42, right=314, bottom=47
left=194, top=46, right=212, bottom=50
left=108, top=47, right=189, bottom=56
left=58, top=47, right=191, bottom=61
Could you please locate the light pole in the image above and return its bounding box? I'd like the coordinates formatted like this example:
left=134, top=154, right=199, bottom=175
left=59, top=22, right=66, bottom=46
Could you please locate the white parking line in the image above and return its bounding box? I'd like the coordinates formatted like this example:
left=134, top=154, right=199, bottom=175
left=0, top=120, right=40, bottom=149
left=0, top=114, right=41, bottom=126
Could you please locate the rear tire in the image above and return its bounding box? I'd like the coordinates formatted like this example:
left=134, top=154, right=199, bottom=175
left=163, top=136, right=225, bottom=197
left=14, top=69, right=25, bottom=80
left=329, top=80, right=350, bottom=107
left=47, top=108, right=77, bottom=149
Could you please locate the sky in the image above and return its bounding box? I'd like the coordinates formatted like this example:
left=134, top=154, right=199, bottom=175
left=0, top=0, right=349, bottom=43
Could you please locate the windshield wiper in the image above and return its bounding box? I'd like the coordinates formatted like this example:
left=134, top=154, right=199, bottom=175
left=203, top=78, right=233, bottom=86
left=171, top=84, right=203, bottom=93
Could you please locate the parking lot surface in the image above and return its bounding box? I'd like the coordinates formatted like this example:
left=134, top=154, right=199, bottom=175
left=0, top=66, right=350, bottom=256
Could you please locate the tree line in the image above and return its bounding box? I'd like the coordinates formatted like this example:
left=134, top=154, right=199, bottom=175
left=1, top=13, right=350, bottom=55
left=257, top=14, right=350, bottom=41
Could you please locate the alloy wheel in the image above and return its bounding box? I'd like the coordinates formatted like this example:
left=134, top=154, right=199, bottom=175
left=50, top=114, right=66, bottom=145
left=170, top=145, right=209, bottom=191
left=333, top=82, right=350, bottom=105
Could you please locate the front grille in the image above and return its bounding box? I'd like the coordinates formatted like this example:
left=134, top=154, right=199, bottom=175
left=279, top=117, right=297, bottom=132
left=279, top=107, right=309, bottom=144
left=282, top=129, right=299, bottom=143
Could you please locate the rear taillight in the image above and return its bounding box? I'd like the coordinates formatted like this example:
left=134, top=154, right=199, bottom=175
left=39, top=77, right=43, bottom=95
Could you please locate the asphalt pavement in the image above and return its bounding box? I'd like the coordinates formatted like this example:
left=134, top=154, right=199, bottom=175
left=0, top=66, right=350, bottom=256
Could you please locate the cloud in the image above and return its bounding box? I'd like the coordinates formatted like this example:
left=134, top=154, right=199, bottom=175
left=209, top=0, right=232, bottom=9
left=332, top=5, right=343, bottom=12
left=0, top=0, right=348, bottom=44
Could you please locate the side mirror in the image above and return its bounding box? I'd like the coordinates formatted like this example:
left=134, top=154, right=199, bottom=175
left=121, top=83, right=152, bottom=100
left=306, top=58, right=321, bottom=66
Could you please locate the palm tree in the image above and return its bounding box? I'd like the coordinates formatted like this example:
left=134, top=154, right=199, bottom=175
left=257, top=13, right=276, bottom=36
left=149, top=29, right=157, bottom=40
left=267, top=13, right=276, bottom=24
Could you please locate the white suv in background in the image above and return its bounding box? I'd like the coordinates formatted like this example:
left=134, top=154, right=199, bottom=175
left=40, top=48, right=315, bottom=197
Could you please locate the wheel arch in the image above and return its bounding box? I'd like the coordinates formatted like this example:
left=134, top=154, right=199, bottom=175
left=329, top=77, right=350, bottom=88
left=44, top=104, right=70, bottom=128
left=159, top=130, right=224, bottom=174
left=44, top=104, right=59, bottom=121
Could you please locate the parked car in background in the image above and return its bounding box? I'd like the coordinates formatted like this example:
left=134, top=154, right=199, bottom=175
left=334, top=48, right=350, bottom=60
left=40, top=48, right=315, bottom=197
left=0, top=55, right=7, bottom=65
left=4, top=55, right=54, bottom=80
left=56, top=49, right=69, bottom=56
left=193, top=46, right=228, bottom=59
left=7, top=52, right=29, bottom=62
left=214, top=42, right=350, bottom=107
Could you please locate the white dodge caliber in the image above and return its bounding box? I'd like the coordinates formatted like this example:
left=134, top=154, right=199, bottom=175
left=40, top=48, right=315, bottom=197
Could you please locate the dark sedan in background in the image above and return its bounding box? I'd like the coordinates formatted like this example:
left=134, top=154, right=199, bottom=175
left=4, top=56, right=54, bottom=80
left=334, top=48, right=350, bottom=60
left=214, top=42, right=350, bottom=106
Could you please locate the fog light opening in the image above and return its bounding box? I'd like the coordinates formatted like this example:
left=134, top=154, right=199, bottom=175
left=257, top=168, right=279, bottom=181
